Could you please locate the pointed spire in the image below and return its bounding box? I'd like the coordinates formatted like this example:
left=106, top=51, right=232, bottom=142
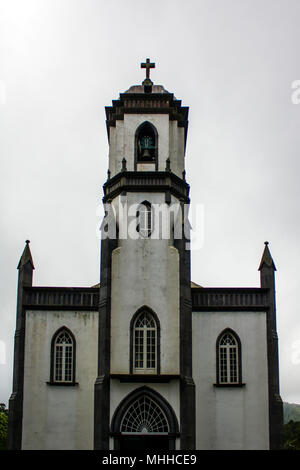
left=258, top=241, right=276, bottom=271
left=17, top=240, right=35, bottom=270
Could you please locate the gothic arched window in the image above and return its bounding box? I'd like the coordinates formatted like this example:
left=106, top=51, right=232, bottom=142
left=130, top=308, right=160, bottom=374
left=135, top=121, right=158, bottom=169
left=216, top=329, right=242, bottom=385
left=50, top=327, right=76, bottom=384
left=121, top=395, right=169, bottom=434
left=136, top=201, right=152, bottom=238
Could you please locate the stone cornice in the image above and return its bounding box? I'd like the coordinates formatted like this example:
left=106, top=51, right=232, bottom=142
left=105, top=92, right=189, bottom=146
left=102, top=170, right=190, bottom=203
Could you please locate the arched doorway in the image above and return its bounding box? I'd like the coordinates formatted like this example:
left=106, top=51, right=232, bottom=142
left=111, top=387, right=179, bottom=450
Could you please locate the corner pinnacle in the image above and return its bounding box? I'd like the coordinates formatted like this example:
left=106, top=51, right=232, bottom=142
left=17, top=240, right=35, bottom=270
left=258, top=241, right=276, bottom=271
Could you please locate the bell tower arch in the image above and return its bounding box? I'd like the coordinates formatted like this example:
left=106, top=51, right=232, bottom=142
left=135, top=121, right=158, bottom=171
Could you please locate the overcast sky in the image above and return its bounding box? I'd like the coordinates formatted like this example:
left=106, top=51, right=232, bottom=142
left=1, top=0, right=300, bottom=407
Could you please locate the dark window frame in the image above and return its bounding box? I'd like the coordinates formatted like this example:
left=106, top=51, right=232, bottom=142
left=48, top=326, right=78, bottom=386
left=129, top=306, right=161, bottom=375
left=215, top=328, right=244, bottom=388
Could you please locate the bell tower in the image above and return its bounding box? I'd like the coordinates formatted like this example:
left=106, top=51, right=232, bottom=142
left=94, top=60, right=195, bottom=450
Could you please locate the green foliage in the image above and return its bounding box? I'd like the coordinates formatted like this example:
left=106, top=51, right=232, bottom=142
left=0, top=403, right=8, bottom=450
left=283, top=402, right=300, bottom=424
left=283, top=420, right=300, bottom=450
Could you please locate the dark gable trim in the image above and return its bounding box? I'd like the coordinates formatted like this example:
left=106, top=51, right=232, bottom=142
left=129, top=305, right=161, bottom=375
left=48, top=326, right=77, bottom=385
left=110, top=386, right=179, bottom=450
left=215, top=328, right=243, bottom=387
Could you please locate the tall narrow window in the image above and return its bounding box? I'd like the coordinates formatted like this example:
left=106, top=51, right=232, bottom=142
left=51, top=328, right=75, bottom=383
left=137, top=201, right=152, bottom=238
left=133, top=310, right=157, bottom=374
left=216, top=329, right=242, bottom=385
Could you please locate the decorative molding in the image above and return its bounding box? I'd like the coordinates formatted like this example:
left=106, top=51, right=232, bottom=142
left=103, top=170, right=190, bottom=203
left=105, top=91, right=189, bottom=148
left=192, top=287, right=269, bottom=311
left=23, top=287, right=99, bottom=311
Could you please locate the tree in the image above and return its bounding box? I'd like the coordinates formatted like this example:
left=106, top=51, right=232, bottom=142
left=0, top=403, right=8, bottom=450
left=283, top=420, right=300, bottom=450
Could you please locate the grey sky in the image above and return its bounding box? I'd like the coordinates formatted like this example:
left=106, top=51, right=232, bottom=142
left=1, top=0, right=300, bottom=406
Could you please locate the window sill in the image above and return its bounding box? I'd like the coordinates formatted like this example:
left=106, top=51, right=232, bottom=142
left=213, top=383, right=246, bottom=388
left=46, top=381, right=79, bottom=387
left=110, top=374, right=179, bottom=383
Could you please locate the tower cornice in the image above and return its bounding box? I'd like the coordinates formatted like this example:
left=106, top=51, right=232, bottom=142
left=102, top=170, right=190, bottom=203
left=105, top=91, right=189, bottom=147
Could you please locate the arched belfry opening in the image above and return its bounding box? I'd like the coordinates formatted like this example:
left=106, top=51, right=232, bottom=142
left=111, top=387, right=179, bottom=450
left=135, top=121, right=158, bottom=170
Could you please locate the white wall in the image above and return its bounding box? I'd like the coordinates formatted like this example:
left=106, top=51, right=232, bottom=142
left=22, top=309, right=98, bottom=450
left=108, top=114, right=185, bottom=177
left=110, top=191, right=180, bottom=375
left=192, top=310, right=269, bottom=450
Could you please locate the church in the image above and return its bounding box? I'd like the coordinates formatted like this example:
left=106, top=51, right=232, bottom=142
left=8, top=60, right=283, bottom=450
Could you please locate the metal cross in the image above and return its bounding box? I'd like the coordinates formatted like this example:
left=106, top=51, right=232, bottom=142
left=141, top=58, right=155, bottom=80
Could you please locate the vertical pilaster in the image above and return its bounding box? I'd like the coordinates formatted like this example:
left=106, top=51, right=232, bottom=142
left=259, top=241, right=283, bottom=450
left=174, top=203, right=195, bottom=450
left=94, top=219, right=117, bottom=450
left=8, top=240, right=34, bottom=450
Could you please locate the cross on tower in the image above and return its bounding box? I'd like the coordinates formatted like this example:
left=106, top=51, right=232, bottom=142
left=141, top=58, right=155, bottom=81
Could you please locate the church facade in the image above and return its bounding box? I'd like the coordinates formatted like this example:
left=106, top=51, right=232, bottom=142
left=8, top=60, right=283, bottom=450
